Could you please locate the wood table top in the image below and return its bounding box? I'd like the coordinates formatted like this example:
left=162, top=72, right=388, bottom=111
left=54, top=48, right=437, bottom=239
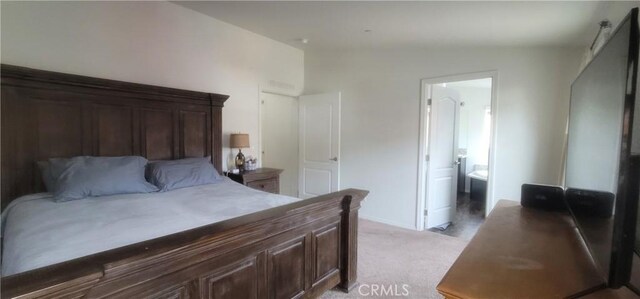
left=437, top=200, right=606, bottom=299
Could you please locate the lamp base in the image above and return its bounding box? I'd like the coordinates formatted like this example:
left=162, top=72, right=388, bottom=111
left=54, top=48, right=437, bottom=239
left=235, top=149, right=246, bottom=171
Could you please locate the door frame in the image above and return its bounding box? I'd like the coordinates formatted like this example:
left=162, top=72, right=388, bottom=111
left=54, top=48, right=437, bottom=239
left=416, top=70, right=499, bottom=231
left=259, top=90, right=301, bottom=197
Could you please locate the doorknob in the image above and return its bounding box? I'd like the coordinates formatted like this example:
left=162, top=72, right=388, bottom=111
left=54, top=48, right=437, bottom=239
left=453, top=161, right=461, bottom=166
left=330, top=157, right=338, bottom=162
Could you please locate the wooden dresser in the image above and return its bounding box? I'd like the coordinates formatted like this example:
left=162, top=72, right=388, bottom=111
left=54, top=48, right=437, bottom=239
left=227, top=168, right=283, bottom=194
left=437, top=200, right=638, bottom=298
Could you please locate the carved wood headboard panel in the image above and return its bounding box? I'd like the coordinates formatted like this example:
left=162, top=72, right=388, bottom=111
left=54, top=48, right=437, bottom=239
left=1, top=64, right=228, bottom=208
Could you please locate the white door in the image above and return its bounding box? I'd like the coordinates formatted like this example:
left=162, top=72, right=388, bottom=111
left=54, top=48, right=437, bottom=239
left=426, top=85, right=460, bottom=228
left=260, top=92, right=299, bottom=197
left=298, top=92, right=341, bottom=198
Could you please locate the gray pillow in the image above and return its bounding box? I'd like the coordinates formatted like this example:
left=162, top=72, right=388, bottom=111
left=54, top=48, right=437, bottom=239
left=147, top=157, right=222, bottom=192
left=49, top=156, right=159, bottom=202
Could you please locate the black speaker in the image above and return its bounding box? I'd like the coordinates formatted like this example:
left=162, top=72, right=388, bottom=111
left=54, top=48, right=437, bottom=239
left=521, top=184, right=567, bottom=211
left=565, top=188, right=615, bottom=218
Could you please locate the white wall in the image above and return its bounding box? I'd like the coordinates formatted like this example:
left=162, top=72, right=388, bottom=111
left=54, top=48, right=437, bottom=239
left=304, top=47, right=581, bottom=229
left=0, top=1, right=304, bottom=170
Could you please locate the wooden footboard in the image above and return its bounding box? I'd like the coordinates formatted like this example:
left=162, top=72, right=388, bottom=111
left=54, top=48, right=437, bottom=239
left=1, top=189, right=368, bottom=299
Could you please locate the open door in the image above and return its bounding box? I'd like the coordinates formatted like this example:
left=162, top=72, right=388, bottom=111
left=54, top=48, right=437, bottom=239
left=260, top=92, right=299, bottom=197
left=426, top=85, right=461, bottom=228
left=298, top=92, right=341, bottom=199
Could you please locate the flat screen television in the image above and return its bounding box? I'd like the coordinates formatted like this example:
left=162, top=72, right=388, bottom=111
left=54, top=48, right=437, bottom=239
left=565, top=7, right=639, bottom=291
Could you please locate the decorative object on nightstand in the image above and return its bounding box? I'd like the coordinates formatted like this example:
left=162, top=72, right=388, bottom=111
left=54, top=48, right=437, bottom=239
left=230, top=133, right=250, bottom=171
left=245, top=156, right=258, bottom=171
left=227, top=168, right=283, bottom=194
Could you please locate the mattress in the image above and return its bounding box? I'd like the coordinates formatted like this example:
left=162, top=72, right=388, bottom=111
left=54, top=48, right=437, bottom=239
left=1, top=177, right=300, bottom=275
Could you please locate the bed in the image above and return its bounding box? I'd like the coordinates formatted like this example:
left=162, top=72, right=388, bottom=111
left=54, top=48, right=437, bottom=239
left=0, top=65, right=368, bottom=298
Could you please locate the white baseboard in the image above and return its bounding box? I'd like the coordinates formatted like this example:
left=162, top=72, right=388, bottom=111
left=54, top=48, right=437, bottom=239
left=359, top=213, right=418, bottom=231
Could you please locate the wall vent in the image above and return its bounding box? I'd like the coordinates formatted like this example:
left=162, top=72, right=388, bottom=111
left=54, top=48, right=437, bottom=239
left=268, top=80, right=295, bottom=91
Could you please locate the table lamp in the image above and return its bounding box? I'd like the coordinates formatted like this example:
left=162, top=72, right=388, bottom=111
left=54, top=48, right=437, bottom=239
left=230, top=133, right=250, bottom=171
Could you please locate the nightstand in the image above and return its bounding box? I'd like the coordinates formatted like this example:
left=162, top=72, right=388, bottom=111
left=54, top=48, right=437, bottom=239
left=227, top=168, right=283, bottom=194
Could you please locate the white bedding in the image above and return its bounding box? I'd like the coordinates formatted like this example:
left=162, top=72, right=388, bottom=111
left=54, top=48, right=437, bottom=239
left=1, top=177, right=300, bottom=275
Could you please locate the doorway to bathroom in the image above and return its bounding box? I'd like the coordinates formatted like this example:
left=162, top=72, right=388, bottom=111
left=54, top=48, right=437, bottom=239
left=417, top=72, right=497, bottom=240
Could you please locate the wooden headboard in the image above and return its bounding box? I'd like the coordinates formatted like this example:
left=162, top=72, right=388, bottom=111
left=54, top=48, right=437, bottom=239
left=1, top=64, right=228, bottom=208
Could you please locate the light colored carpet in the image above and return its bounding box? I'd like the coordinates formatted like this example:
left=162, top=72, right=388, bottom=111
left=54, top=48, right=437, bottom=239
left=321, top=219, right=468, bottom=299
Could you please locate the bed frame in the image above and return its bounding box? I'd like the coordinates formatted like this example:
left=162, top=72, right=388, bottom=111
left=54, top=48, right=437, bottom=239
left=0, top=65, right=367, bottom=298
